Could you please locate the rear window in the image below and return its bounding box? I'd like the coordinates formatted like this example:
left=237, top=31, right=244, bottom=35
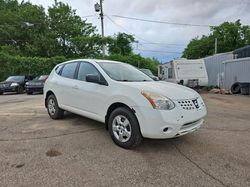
left=61, top=63, right=78, bottom=79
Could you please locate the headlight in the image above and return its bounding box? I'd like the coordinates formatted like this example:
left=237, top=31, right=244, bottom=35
left=25, top=82, right=30, bottom=86
left=141, top=91, right=175, bottom=110
left=10, top=83, right=19, bottom=87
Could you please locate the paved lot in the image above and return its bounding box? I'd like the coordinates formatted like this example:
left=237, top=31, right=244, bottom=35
left=0, top=93, right=249, bottom=187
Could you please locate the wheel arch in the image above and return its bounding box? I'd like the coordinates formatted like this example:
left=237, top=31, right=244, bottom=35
left=45, top=90, right=55, bottom=108
left=105, top=102, right=137, bottom=131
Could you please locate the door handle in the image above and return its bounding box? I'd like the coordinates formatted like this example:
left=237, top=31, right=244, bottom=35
left=72, top=85, right=79, bottom=89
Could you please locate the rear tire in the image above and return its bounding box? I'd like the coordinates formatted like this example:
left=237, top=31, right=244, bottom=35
left=108, top=107, right=142, bottom=149
left=47, top=94, right=64, bottom=119
left=0, top=92, right=3, bottom=95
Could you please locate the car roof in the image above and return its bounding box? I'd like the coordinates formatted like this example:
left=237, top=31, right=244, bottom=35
left=93, top=59, right=122, bottom=64
left=58, top=59, right=123, bottom=66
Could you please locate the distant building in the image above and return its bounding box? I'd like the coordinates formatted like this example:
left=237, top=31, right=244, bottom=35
left=204, top=52, right=234, bottom=87
left=203, top=45, right=250, bottom=89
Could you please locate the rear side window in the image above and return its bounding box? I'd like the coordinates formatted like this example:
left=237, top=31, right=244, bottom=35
left=55, top=65, right=63, bottom=75
left=77, top=62, right=100, bottom=81
left=61, top=62, right=78, bottom=79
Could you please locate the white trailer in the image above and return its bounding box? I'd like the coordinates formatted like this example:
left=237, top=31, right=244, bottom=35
left=158, top=58, right=208, bottom=87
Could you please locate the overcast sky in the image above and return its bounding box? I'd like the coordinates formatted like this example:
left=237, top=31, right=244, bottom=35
left=24, top=0, right=250, bottom=62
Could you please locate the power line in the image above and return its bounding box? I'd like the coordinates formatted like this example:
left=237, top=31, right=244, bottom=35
left=106, top=15, right=183, bottom=54
left=82, top=14, right=97, bottom=18
left=134, top=49, right=182, bottom=54
left=139, top=42, right=186, bottom=47
left=106, top=15, right=185, bottom=48
left=112, top=15, right=215, bottom=27
left=106, top=15, right=148, bottom=42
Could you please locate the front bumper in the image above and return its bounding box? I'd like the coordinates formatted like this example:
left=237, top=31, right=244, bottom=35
left=133, top=98, right=207, bottom=139
left=0, top=86, right=18, bottom=93
left=25, top=86, right=44, bottom=92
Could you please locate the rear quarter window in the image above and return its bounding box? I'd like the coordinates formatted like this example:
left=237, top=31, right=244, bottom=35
left=55, top=65, right=64, bottom=75
left=61, top=62, right=78, bottom=79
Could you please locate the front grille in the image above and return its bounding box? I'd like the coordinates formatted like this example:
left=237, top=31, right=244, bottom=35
left=177, top=99, right=196, bottom=110
left=31, top=83, right=42, bottom=86
left=3, top=83, right=11, bottom=88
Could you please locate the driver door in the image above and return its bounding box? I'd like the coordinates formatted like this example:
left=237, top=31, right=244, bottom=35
left=73, top=62, right=109, bottom=117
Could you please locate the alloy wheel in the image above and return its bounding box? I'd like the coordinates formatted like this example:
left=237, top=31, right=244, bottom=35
left=112, top=115, right=132, bottom=142
left=48, top=98, right=56, bottom=116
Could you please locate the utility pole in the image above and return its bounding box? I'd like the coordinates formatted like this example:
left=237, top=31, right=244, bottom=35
left=214, top=38, right=218, bottom=54
left=95, top=0, right=105, bottom=55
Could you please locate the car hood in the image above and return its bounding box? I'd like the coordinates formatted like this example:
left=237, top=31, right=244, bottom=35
left=0, top=81, right=19, bottom=84
left=27, top=80, right=44, bottom=84
left=121, top=81, right=200, bottom=100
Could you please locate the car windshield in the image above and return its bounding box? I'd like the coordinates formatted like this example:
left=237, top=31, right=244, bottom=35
left=98, top=62, right=153, bottom=82
left=35, top=75, right=48, bottom=81
left=140, top=69, right=154, bottom=76
left=5, top=76, right=24, bottom=82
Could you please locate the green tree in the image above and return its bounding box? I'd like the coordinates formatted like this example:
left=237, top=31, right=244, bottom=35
left=108, top=32, right=135, bottom=55
left=182, top=20, right=250, bottom=59
left=0, top=0, right=160, bottom=77
left=47, top=0, right=101, bottom=57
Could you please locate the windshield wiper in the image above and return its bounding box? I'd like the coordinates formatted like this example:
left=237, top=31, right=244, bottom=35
left=117, top=79, right=151, bottom=82
left=117, top=79, right=131, bottom=82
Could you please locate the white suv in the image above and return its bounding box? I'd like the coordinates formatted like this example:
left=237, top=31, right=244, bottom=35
left=44, top=59, right=207, bottom=148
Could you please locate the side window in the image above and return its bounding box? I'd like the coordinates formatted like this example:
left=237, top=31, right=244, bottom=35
left=61, top=63, right=78, bottom=79
left=55, top=65, right=64, bottom=75
left=77, top=62, right=100, bottom=81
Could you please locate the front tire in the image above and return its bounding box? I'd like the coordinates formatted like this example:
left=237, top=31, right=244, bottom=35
left=108, top=107, right=142, bottom=149
left=17, top=86, right=24, bottom=94
left=47, top=94, right=64, bottom=119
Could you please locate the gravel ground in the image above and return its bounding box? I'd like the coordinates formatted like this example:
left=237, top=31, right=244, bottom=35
left=0, top=93, right=249, bottom=187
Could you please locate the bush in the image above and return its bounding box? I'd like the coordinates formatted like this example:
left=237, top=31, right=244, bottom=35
left=0, top=52, right=67, bottom=80
left=0, top=52, right=159, bottom=81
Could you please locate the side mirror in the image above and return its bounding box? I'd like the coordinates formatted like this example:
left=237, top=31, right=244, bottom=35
left=86, top=74, right=108, bottom=86
left=86, top=74, right=99, bottom=83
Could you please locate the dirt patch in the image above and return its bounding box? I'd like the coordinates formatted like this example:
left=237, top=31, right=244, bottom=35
left=46, top=149, right=62, bottom=157
left=11, top=163, right=25, bottom=168
left=208, top=96, right=233, bottom=104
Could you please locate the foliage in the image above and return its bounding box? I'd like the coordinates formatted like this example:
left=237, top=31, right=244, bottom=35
left=47, top=0, right=102, bottom=57
left=0, top=0, right=102, bottom=57
left=0, top=0, right=159, bottom=79
left=107, top=33, right=135, bottom=55
left=182, top=20, right=250, bottom=59
left=0, top=52, right=67, bottom=80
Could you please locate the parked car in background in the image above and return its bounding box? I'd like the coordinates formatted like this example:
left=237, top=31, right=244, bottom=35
left=25, top=75, right=48, bottom=95
left=44, top=59, right=207, bottom=149
left=0, top=75, right=34, bottom=95
left=140, top=68, right=159, bottom=81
